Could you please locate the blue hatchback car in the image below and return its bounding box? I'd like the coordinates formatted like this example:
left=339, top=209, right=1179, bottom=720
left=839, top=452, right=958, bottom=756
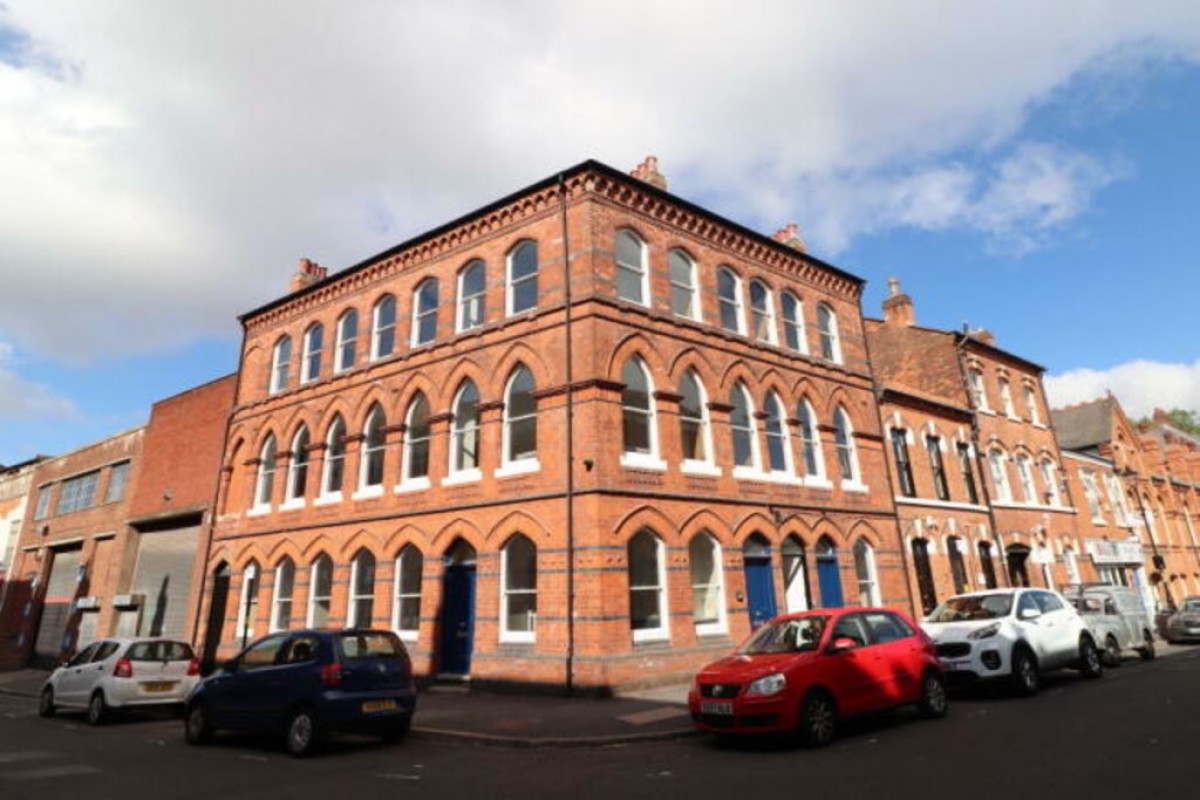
left=184, top=629, right=417, bottom=757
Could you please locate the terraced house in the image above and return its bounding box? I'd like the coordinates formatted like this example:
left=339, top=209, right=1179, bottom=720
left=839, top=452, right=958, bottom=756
left=202, top=157, right=907, bottom=691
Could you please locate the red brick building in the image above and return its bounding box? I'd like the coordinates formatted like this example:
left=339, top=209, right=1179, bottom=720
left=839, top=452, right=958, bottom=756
left=201, top=158, right=907, bottom=691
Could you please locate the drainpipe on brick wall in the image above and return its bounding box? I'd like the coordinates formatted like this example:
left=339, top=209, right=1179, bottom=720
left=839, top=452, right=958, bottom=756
left=558, top=173, right=577, bottom=694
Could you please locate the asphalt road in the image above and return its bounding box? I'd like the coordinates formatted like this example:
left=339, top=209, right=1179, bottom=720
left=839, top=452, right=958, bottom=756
left=2, top=649, right=1198, bottom=800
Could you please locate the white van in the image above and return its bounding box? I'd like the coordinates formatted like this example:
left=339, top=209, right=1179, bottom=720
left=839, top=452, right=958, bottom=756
left=1064, top=584, right=1156, bottom=665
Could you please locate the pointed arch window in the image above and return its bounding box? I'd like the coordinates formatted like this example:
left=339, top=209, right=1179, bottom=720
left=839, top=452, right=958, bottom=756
left=764, top=392, right=793, bottom=475
left=833, top=406, right=861, bottom=486
left=348, top=550, right=376, bottom=628
left=798, top=400, right=825, bottom=482
left=621, top=357, right=662, bottom=468
left=749, top=280, right=777, bottom=344
left=270, top=557, right=295, bottom=632
left=668, top=249, right=698, bottom=320
left=253, top=435, right=277, bottom=511
left=412, top=278, right=439, bottom=346
left=358, top=406, right=387, bottom=493
left=502, top=366, right=539, bottom=471
left=781, top=536, right=810, bottom=612
left=730, top=382, right=759, bottom=472
left=285, top=426, right=310, bottom=505
left=270, top=336, right=292, bottom=394
left=948, top=536, right=969, bottom=594
left=1063, top=544, right=1081, bottom=585
left=1040, top=459, right=1061, bottom=506
left=371, top=294, right=397, bottom=360
left=457, top=259, right=486, bottom=332
left=236, top=561, right=261, bottom=643
left=628, top=529, right=668, bottom=642
left=989, top=449, right=1013, bottom=503
left=320, top=416, right=346, bottom=499
left=968, top=368, right=989, bottom=411
left=853, top=539, right=880, bottom=606
left=615, top=229, right=648, bottom=306
left=689, top=532, right=726, bottom=635
left=781, top=292, right=807, bottom=353
left=501, top=535, right=537, bottom=642
left=335, top=309, right=358, bottom=373
left=999, top=378, right=1016, bottom=417
left=679, top=370, right=714, bottom=470
left=301, top=323, right=323, bottom=383
left=717, top=267, right=744, bottom=334
left=1015, top=454, right=1035, bottom=504
left=401, top=393, right=431, bottom=487
left=392, top=545, right=423, bottom=640
left=306, top=554, right=333, bottom=628
left=1024, top=385, right=1042, bottom=425
left=507, top=240, right=539, bottom=316
left=817, top=303, right=841, bottom=363
left=449, top=381, right=481, bottom=479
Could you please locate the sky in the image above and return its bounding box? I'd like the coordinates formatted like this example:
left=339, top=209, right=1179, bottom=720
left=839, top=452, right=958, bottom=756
left=2, top=1, right=1200, bottom=463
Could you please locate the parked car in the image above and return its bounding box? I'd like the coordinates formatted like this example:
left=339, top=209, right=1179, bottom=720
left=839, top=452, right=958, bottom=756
left=183, top=629, right=417, bottom=757
left=921, top=588, right=1103, bottom=695
left=688, top=607, right=947, bottom=747
left=39, top=638, right=200, bottom=725
left=1063, top=584, right=1156, bottom=664
left=1165, top=596, right=1200, bottom=643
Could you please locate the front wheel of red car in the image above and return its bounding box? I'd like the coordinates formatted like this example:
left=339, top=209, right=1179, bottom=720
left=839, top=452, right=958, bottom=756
left=798, top=690, right=837, bottom=748
left=917, top=670, right=948, bottom=719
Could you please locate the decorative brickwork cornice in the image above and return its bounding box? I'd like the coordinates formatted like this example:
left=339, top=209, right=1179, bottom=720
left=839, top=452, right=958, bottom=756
left=707, top=402, right=735, bottom=414
left=653, top=391, right=684, bottom=403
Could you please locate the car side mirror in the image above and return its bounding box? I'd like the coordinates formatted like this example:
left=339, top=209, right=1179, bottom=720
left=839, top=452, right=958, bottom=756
left=1019, top=607, right=1042, bottom=621
left=828, top=636, right=859, bottom=654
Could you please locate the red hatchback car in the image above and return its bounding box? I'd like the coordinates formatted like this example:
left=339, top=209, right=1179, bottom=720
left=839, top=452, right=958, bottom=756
left=688, top=607, right=947, bottom=746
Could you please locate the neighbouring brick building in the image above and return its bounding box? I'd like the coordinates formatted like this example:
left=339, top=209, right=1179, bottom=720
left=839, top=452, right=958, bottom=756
left=0, top=458, right=44, bottom=665
left=201, top=157, right=907, bottom=691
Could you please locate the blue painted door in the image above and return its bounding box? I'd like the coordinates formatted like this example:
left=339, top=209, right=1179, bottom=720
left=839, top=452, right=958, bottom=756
left=817, top=556, right=844, bottom=608
left=439, top=565, right=476, bottom=675
left=744, top=557, right=777, bottom=630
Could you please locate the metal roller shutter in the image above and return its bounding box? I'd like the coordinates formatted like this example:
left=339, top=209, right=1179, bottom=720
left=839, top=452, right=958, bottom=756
left=34, top=547, right=82, bottom=664
left=130, top=526, right=199, bottom=639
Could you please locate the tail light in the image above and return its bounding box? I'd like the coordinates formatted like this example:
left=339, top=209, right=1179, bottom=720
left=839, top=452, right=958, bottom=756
left=186, top=658, right=200, bottom=676
left=113, top=658, right=133, bottom=679
left=320, top=662, right=342, bottom=687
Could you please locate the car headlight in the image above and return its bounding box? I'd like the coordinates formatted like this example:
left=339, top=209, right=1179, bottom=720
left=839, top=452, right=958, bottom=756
left=968, top=623, right=1001, bottom=640
left=746, top=673, right=787, bottom=697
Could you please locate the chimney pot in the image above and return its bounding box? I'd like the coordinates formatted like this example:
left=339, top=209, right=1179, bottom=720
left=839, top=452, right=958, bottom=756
left=630, top=155, right=668, bottom=190
left=771, top=223, right=807, bottom=252
left=881, top=276, right=915, bottom=327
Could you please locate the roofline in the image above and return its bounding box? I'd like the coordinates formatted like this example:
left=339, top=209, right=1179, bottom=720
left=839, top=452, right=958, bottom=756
left=879, top=385, right=974, bottom=421
left=238, top=158, right=866, bottom=322
left=953, top=331, right=1046, bottom=373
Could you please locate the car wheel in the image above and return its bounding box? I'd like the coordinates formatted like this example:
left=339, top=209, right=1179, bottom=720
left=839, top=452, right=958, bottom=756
left=1010, top=647, right=1039, bottom=696
left=86, top=691, right=108, bottom=726
left=1102, top=635, right=1122, bottom=667
left=38, top=687, right=55, bottom=718
left=184, top=703, right=213, bottom=745
left=1079, top=636, right=1103, bottom=679
left=1138, top=630, right=1157, bottom=660
left=917, top=670, right=948, bottom=719
left=285, top=709, right=321, bottom=758
left=380, top=716, right=411, bottom=744
left=798, top=690, right=837, bottom=748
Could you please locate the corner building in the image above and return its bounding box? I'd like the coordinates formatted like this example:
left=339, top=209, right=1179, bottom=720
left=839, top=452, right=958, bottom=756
left=204, top=159, right=906, bottom=691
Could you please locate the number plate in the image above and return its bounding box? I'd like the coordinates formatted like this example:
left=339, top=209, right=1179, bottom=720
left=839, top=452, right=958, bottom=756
left=362, top=699, right=399, bottom=713
left=700, top=701, right=733, bottom=715
left=142, top=682, right=176, bottom=692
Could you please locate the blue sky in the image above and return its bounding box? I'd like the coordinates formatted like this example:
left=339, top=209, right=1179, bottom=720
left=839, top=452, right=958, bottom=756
left=2, top=2, right=1200, bottom=464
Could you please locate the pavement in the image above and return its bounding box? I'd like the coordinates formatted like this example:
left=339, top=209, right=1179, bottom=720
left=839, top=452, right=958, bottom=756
left=0, top=669, right=695, bottom=748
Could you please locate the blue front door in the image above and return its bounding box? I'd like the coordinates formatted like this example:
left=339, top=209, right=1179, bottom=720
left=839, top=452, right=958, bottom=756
left=744, top=557, right=777, bottom=629
left=817, top=556, right=844, bottom=608
left=439, top=565, right=476, bottom=675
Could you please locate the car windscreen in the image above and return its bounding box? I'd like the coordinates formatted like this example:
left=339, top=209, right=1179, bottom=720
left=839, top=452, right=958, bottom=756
left=1181, top=599, right=1200, bottom=613
left=1071, top=597, right=1103, bottom=615
left=927, top=594, right=1013, bottom=623
left=739, top=616, right=827, bottom=655
left=337, top=631, right=404, bottom=660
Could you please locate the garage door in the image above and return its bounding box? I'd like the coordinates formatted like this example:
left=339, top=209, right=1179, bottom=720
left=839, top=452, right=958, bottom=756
left=130, top=526, right=199, bottom=639
left=33, top=547, right=82, bottom=665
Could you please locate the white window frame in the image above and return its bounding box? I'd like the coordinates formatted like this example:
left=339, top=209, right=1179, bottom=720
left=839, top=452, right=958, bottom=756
left=335, top=310, right=358, bottom=373
left=318, top=418, right=346, bottom=503
left=969, top=369, right=989, bottom=411
left=668, top=249, right=698, bottom=321
left=1040, top=460, right=1061, bottom=507
left=1063, top=545, right=1081, bottom=585
left=252, top=436, right=277, bottom=513
left=371, top=294, right=397, bottom=360
left=1015, top=455, right=1035, bottom=504
left=283, top=427, right=310, bottom=509
left=1104, top=473, right=1130, bottom=525
left=235, top=562, right=260, bottom=641
left=347, top=551, right=376, bottom=629
left=614, top=229, right=649, bottom=307
left=305, top=556, right=334, bottom=628
left=854, top=539, right=881, bottom=606
left=798, top=399, right=828, bottom=487
left=730, top=383, right=761, bottom=478
left=679, top=371, right=717, bottom=475
left=716, top=267, right=745, bottom=334
left=781, top=291, right=807, bottom=354
left=269, top=558, right=295, bottom=632
left=1024, top=385, right=1041, bottom=424
left=999, top=378, right=1017, bottom=418
left=620, top=357, right=665, bottom=470
left=749, top=280, right=778, bottom=344
left=629, top=531, right=669, bottom=643
left=817, top=303, right=842, bottom=364
left=411, top=278, right=439, bottom=347
left=270, top=336, right=291, bottom=394
left=834, top=407, right=864, bottom=490
left=392, top=546, right=423, bottom=642
left=499, top=367, right=540, bottom=475
left=689, top=533, right=727, bottom=636
left=301, top=323, right=323, bottom=384
left=499, top=536, right=537, bottom=644
left=763, top=392, right=795, bottom=478
left=446, top=381, right=482, bottom=483
left=399, top=395, right=432, bottom=491
left=355, top=407, right=386, bottom=498
left=456, top=259, right=486, bottom=333
left=989, top=450, right=1012, bottom=503
left=1080, top=470, right=1105, bottom=522
left=506, top=240, right=538, bottom=317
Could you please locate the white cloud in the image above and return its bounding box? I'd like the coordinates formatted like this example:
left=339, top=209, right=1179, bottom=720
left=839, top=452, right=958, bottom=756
left=1045, top=359, right=1200, bottom=418
left=0, top=342, right=75, bottom=419
left=0, top=0, right=1198, bottom=367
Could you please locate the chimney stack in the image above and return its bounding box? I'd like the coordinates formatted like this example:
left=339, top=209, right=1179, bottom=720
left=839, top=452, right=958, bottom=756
left=881, top=277, right=915, bottom=327
left=290, top=258, right=328, bottom=293
left=771, top=223, right=807, bottom=252
left=630, top=155, right=667, bottom=190
left=968, top=328, right=997, bottom=347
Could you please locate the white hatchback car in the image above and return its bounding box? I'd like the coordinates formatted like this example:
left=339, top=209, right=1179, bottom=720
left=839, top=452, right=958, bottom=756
left=39, top=638, right=200, bottom=725
left=920, top=588, right=1103, bottom=695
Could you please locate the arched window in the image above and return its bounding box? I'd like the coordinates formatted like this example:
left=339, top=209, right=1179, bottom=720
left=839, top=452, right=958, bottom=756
left=978, top=540, right=999, bottom=589
left=501, top=535, right=537, bottom=642
left=412, top=278, right=439, bottom=346
left=833, top=406, right=859, bottom=484
left=372, top=294, right=397, bottom=360
left=348, top=549, right=376, bottom=628
left=270, top=557, right=295, bottom=632
left=286, top=426, right=310, bottom=504
left=450, top=381, right=480, bottom=477
left=947, top=536, right=968, bottom=594
left=689, top=533, right=726, bottom=635
left=1040, top=460, right=1061, bottom=506
left=1015, top=454, right=1035, bottom=504
left=730, top=382, right=759, bottom=471
left=797, top=399, right=825, bottom=481
left=968, top=368, right=988, bottom=411
left=507, top=240, right=539, bottom=316
left=270, top=336, right=292, bottom=394
left=1063, top=544, right=1081, bottom=585
left=781, top=292, right=807, bottom=353
left=359, top=405, right=387, bottom=491
left=749, top=280, right=776, bottom=343
left=764, top=392, right=792, bottom=475
left=306, top=554, right=333, bottom=627
left=335, top=309, right=358, bottom=372
left=503, top=366, right=538, bottom=467
left=1024, top=385, right=1041, bottom=424
left=236, top=561, right=261, bottom=642
left=781, top=536, right=809, bottom=612
left=457, top=259, right=486, bottom=332
left=999, top=378, right=1016, bottom=417
left=621, top=357, right=659, bottom=464
left=301, top=323, right=323, bottom=383
left=679, top=370, right=713, bottom=467
left=392, top=545, right=423, bottom=640
left=853, top=539, right=880, bottom=606
left=615, top=229, right=648, bottom=306
left=988, top=449, right=1012, bottom=502
left=717, top=267, right=744, bottom=333
left=253, top=435, right=277, bottom=510
left=402, top=393, right=431, bottom=485
left=668, top=249, right=697, bottom=320
left=628, top=529, right=668, bottom=641
left=816, top=303, right=841, bottom=363
left=321, top=416, right=346, bottom=497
